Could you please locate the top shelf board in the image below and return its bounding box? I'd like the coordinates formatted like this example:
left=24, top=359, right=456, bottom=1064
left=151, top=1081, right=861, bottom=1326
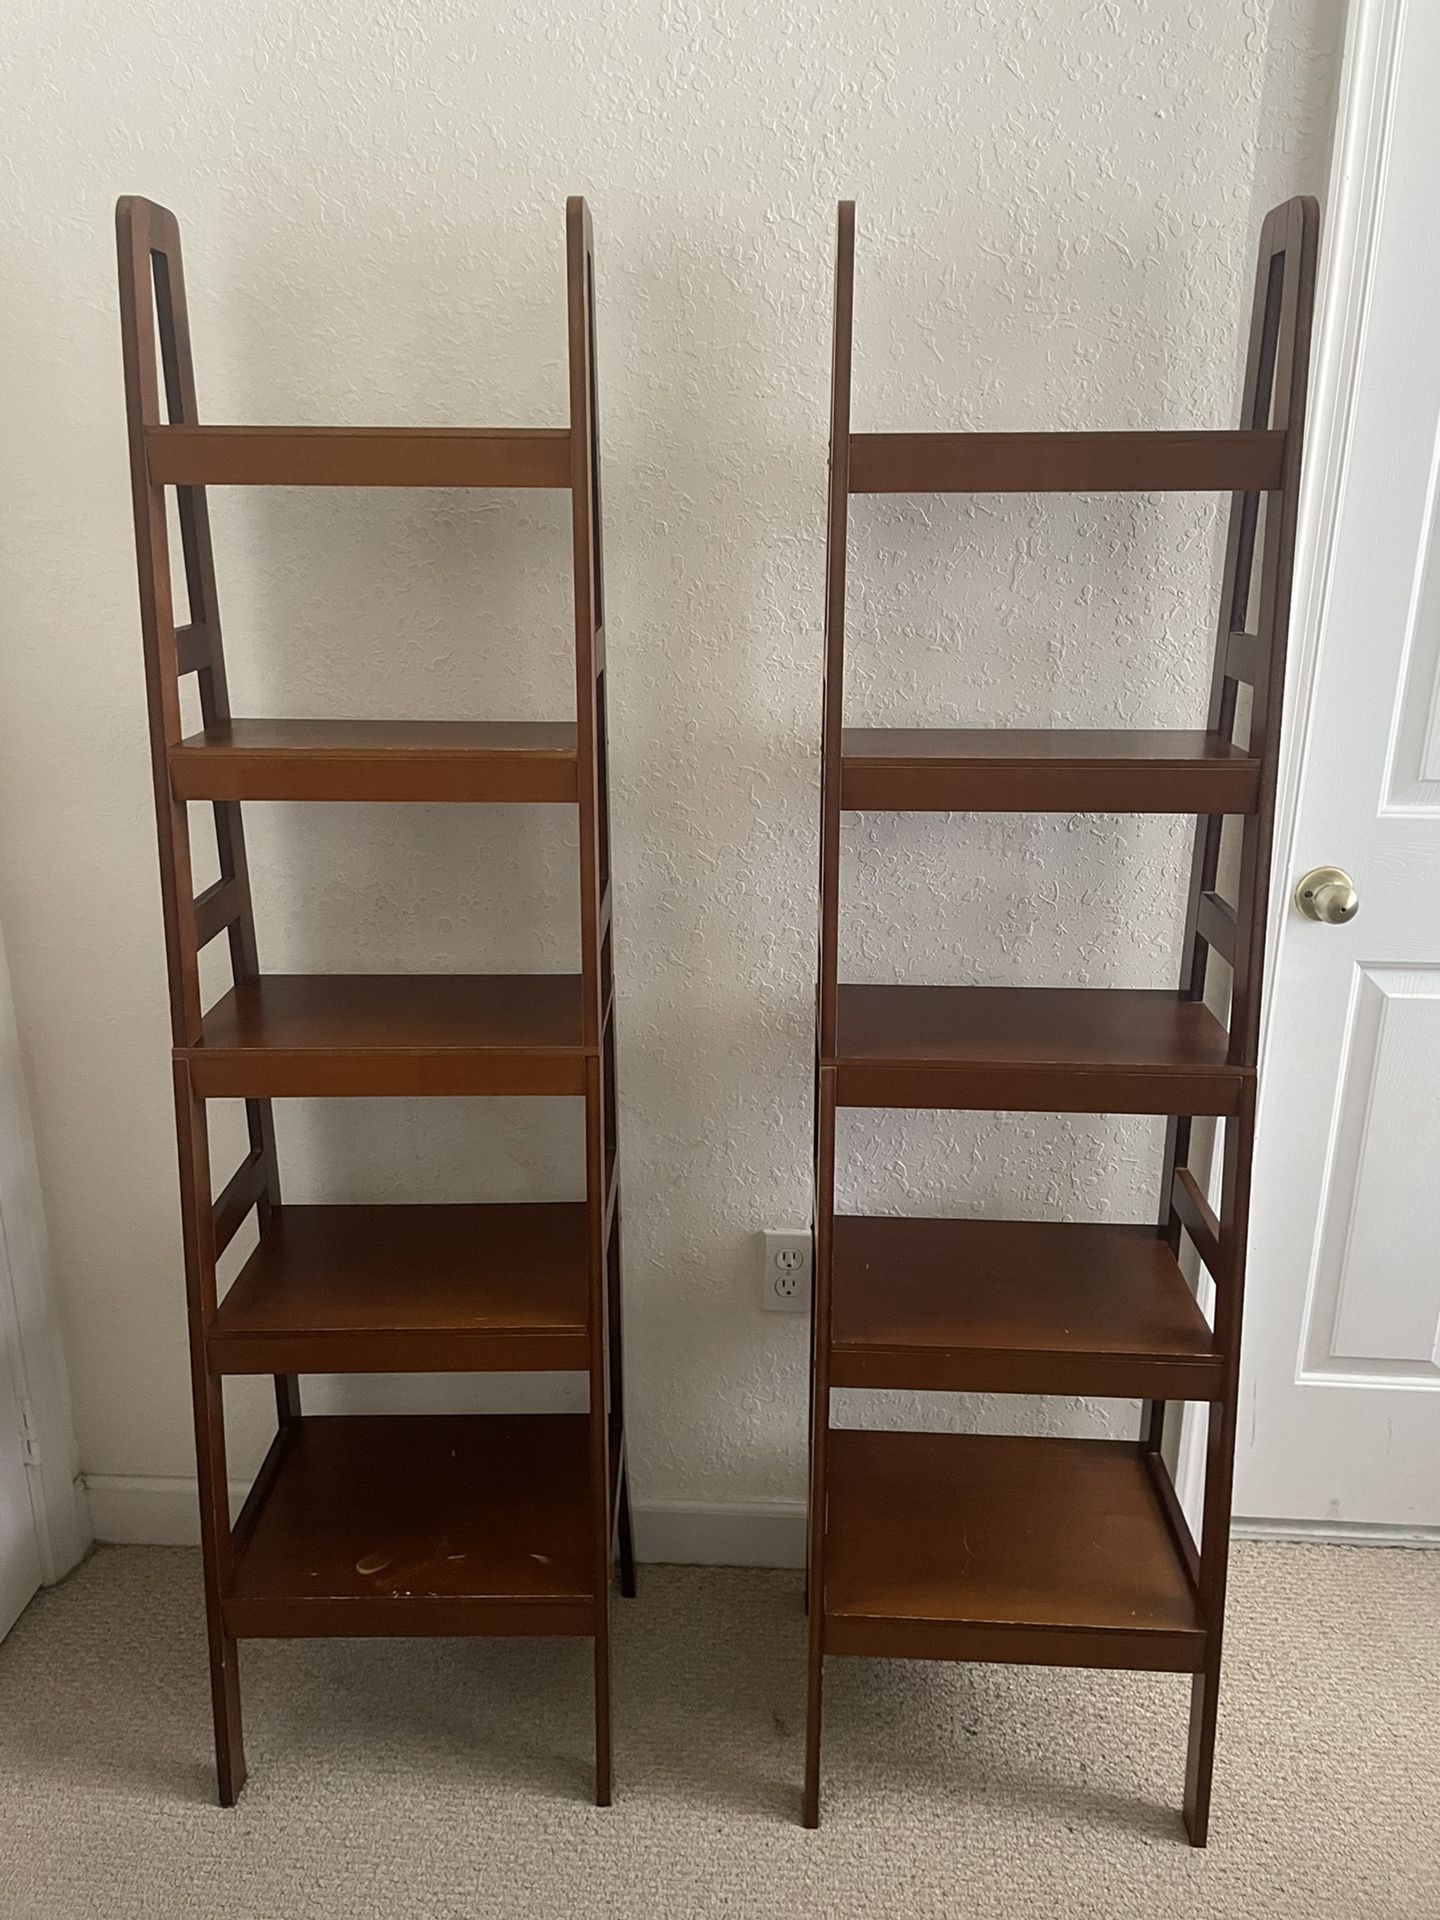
left=145, top=425, right=572, bottom=490
left=847, top=431, right=1285, bottom=495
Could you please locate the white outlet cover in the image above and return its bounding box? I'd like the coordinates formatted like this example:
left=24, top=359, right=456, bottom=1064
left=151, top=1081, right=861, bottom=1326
left=761, top=1229, right=812, bottom=1313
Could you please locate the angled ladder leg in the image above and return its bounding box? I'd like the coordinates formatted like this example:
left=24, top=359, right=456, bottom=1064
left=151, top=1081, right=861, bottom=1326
left=568, top=196, right=626, bottom=1806
left=608, top=1121, right=637, bottom=1603
left=804, top=1073, right=838, bottom=1828
left=804, top=199, right=857, bottom=1832
left=119, top=196, right=284, bottom=1804
left=173, top=1061, right=245, bottom=1803
left=1161, top=197, right=1319, bottom=1845
left=616, top=1461, right=637, bottom=1601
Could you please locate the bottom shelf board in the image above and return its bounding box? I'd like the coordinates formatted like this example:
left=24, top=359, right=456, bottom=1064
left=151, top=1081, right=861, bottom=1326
left=224, top=1414, right=596, bottom=1639
left=823, top=1430, right=1203, bottom=1672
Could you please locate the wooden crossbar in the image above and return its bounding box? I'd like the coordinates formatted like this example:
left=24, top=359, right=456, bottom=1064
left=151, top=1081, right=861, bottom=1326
left=146, top=425, right=573, bottom=490
left=192, top=876, right=241, bottom=948
left=175, top=623, right=212, bottom=674
left=1171, top=1167, right=1223, bottom=1280
left=211, top=1148, right=269, bottom=1258
left=1195, top=890, right=1237, bottom=963
left=847, top=430, right=1286, bottom=495
left=1226, top=631, right=1260, bottom=685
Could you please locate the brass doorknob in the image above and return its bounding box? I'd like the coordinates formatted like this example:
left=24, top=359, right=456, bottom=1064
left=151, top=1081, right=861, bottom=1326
left=1294, top=866, right=1359, bottom=924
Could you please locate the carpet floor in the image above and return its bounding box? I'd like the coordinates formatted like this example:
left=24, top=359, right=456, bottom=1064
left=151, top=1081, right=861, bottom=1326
left=0, top=1542, right=1435, bottom=1917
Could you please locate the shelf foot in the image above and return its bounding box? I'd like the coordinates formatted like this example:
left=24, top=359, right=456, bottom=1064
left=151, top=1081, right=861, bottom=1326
left=617, top=1459, right=637, bottom=1600
left=1182, top=1667, right=1217, bottom=1847
left=802, top=1654, right=823, bottom=1828
left=209, top=1629, right=246, bottom=1807
left=593, top=1628, right=613, bottom=1808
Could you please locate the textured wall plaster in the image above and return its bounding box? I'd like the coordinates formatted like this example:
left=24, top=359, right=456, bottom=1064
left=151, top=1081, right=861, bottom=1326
left=0, top=1, right=1340, bottom=1504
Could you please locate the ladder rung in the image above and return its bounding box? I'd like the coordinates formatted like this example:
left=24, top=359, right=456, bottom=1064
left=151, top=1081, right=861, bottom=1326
left=192, top=876, right=241, bottom=948
left=1226, top=631, right=1260, bottom=685
left=847, top=430, right=1286, bottom=495
left=1171, top=1166, right=1222, bottom=1279
left=1196, top=889, right=1237, bottom=962
left=212, top=1148, right=268, bottom=1257
left=175, top=623, right=212, bottom=674
left=146, top=425, right=573, bottom=490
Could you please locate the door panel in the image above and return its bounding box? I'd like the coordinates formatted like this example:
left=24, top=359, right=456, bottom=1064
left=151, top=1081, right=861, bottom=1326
left=1309, top=969, right=1440, bottom=1379
left=1236, top=0, right=1440, bottom=1530
left=0, top=1280, right=42, bottom=1641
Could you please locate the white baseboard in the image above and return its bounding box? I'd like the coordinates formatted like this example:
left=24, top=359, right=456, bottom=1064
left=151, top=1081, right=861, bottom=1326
left=632, top=1498, right=806, bottom=1568
left=1233, top=1514, right=1440, bottom=1548
left=83, top=1474, right=809, bottom=1569
left=84, top=1475, right=228, bottom=1547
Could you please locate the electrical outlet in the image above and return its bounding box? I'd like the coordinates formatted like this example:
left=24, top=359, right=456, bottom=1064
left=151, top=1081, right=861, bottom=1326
left=761, top=1229, right=812, bottom=1312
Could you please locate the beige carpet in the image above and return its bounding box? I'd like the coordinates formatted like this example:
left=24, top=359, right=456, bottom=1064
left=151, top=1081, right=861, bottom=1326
left=0, top=1544, right=1435, bottom=1918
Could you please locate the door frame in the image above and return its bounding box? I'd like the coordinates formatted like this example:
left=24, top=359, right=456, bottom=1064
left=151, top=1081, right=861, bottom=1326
left=0, top=924, right=88, bottom=1591
left=1175, top=0, right=1411, bottom=1536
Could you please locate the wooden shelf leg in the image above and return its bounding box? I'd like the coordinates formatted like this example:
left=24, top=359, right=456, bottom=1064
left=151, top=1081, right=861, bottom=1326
left=617, top=1459, right=637, bottom=1601
left=803, top=1070, right=838, bottom=1829
left=592, top=1620, right=613, bottom=1809
left=802, top=1654, right=824, bottom=1830
left=1183, top=1664, right=1219, bottom=1846
left=174, top=1060, right=247, bottom=1804
left=199, top=1376, right=247, bottom=1808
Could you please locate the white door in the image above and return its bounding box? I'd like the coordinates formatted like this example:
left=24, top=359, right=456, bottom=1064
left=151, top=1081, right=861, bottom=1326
left=0, top=924, right=75, bottom=1639
left=0, top=1263, right=43, bottom=1641
left=1235, top=0, right=1440, bottom=1536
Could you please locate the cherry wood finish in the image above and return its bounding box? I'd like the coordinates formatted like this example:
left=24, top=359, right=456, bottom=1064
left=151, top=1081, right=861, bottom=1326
left=171, top=719, right=579, bottom=804
left=209, top=1203, right=589, bottom=1374
left=840, top=728, right=1260, bottom=814
left=118, top=195, right=632, bottom=1808
left=806, top=200, right=1319, bottom=1839
left=848, top=429, right=1285, bottom=495
left=189, top=972, right=588, bottom=1098
left=225, top=1415, right=594, bottom=1637
left=824, top=1431, right=1205, bottom=1669
left=832, top=984, right=1242, bottom=1115
left=829, top=1217, right=1220, bottom=1398
left=145, top=424, right=572, bottom=488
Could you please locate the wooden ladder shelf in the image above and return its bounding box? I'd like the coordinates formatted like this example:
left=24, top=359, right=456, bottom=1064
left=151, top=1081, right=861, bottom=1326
left=806, top=197, right=1318, bottom=1842
left=117, top=195, right=633, bottom=1807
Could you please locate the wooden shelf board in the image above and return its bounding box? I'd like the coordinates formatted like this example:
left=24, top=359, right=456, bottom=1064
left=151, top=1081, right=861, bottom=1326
left=224, top=1414, right=594, bottom=1638
left=146, top=424, right=571, bottom=489
left=847, top=429, right=1284, bottom=495
left=829, top=1216, right=1219, bottom=1397
left=830, top=985, right=1242, bottom=1115
left=171, top=720, right=578, bottom=804
left=188, top=973, right=588, bottom=1097
left=209, top=1203, right=590, bottom=1374
left=823, top=1429, right=1204, bottom=1670
left=840, top=728, right=1260, bottom=814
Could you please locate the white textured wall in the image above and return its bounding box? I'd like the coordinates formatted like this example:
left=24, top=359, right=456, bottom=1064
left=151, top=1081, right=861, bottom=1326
left=0, top=2, right=1339, bottom=1512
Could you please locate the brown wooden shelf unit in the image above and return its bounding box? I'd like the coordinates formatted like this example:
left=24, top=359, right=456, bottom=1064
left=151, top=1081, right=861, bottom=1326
left=117, top=194, right=633, bottom=1807
left=806, top=198, right=1318, bottom=1842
